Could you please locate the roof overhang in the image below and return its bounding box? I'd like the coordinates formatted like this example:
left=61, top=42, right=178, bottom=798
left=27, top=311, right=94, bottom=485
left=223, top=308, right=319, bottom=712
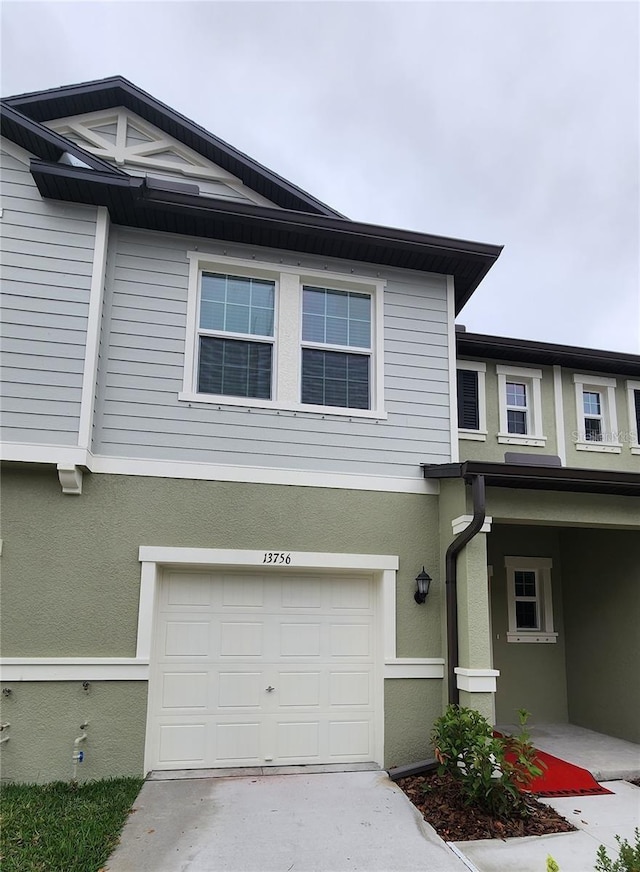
left=457, top=331, right=640, bottom=377
left=29, top=160, right=502, bottom=312
left=2, top=76, right=345, bottom=217
left=423, top=460, right=640, bottom=498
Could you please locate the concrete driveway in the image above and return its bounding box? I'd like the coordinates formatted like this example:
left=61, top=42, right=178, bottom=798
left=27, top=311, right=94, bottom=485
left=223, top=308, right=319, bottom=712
left=105, top=770, right=468, bottom=872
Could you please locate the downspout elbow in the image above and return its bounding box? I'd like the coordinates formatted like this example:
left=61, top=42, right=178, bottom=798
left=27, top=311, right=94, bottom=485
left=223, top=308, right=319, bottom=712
left=445, top=474, right=486, bottom=706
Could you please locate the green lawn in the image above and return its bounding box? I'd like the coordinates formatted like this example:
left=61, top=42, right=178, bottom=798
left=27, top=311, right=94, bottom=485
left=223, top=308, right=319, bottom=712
left=0, top=778, right=144, bottom=872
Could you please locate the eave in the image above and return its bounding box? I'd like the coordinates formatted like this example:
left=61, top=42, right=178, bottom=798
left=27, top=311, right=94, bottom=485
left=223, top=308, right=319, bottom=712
left=29, top=160, right=503, bottom=313
left=457, top=331, right=640, bottom=378
left=3, top=76, right=345, bottom=217
left=422, top=461, right=640, bottom=498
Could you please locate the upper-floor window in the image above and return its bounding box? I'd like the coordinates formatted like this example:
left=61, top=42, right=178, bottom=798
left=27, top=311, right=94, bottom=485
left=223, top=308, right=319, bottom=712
left=301, top=286, right=371, bottom=409
left=496, top=365, right=545, bottom=446
left=573, top=374, right=621, bottom=453
left=456, top=360, right=487, bottom=441
left=626, top=380, right=640, bottom=455
left=197, top=272, right=275, bottom=400
left=181, top=253, right=386, bottom=418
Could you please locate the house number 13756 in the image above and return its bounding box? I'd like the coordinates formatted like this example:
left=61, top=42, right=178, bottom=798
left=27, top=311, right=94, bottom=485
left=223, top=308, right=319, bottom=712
left=263, top=552, right=291, bottom=564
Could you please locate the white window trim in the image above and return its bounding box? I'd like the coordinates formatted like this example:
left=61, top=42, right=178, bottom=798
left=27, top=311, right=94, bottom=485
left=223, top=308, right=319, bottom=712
left=181, top=253, right=387, bottom=419
left=457, top=359, right=487, bottom=441
left=626, top=380, right=640, bottom=454
left=573, top=374, right=621, bottom=453
left=505, top=556, right=557, bottom=643
left=496, top=365, right=546, bottom=446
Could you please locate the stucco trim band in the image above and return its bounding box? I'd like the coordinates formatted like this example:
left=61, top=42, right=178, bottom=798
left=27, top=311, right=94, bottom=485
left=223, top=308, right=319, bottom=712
left=384, top=659, right=445, bottom=679
left=0, top=658, right=149, bottom=681
left=451, top=514, right=492, bottom=536
left=454, top=667, right=500, bottom=693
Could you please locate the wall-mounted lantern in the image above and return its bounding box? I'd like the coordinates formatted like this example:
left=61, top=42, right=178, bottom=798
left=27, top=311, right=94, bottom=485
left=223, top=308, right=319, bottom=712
left=414, top=567, right=432, bottom=604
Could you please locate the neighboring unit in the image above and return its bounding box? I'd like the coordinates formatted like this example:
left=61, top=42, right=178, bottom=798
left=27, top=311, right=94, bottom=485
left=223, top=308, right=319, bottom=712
left=1, top=77, right=638, bottom=783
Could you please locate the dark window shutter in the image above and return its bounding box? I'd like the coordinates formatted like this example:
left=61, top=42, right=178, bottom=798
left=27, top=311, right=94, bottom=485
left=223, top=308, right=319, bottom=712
left=634, top=390, right=640, bottom=434
left=457, top=369, right=479, bottom=430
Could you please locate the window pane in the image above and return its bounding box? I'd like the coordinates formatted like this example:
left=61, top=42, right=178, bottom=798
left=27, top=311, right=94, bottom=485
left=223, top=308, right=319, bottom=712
left=507, top=409, right=527, bottom=434
left=201, top=273, right=226, bottom=302
left=200, top=273, right=274, bottom=337
left=301, top=349, right=370, bottom=409
left=514, top=570, right=536, bottom=598
left=198, top=336, right=271, bottom=399
left=585, top=418, right=603, bottom=441
left=506, top=382, right=527, bottom=407
left=325, top=316, right=348, bottom=346
left=515, top=601, right=538, bottom=630
left=326, top=289, right=349, bottom=317
left=583, top=391, right=601, bottom=415
left=199, top=300, right=225, bottom=331
left=302, top=287, right=326, bottom=315
left=302, top=286, right=371, bottom=349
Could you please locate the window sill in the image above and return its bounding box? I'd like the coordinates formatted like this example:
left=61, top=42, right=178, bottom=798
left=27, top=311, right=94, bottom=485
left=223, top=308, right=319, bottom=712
left=507, top=631, right=558, bottom=644
left=459, top=429, right=487, bottom=442
left=575, top=442, right=622, bottom=454
left=497, top=433, right=546, bottom=447
left=631, top=446, right=640, bottom=455
left=178, top=392, right=388, bottom=420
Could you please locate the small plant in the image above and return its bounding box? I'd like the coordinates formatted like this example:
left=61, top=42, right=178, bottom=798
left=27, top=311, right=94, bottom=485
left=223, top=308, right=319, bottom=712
left=594, top=829, right=640, bottom=872
left=547, top=856, right=560, bottom=872
left=431, top=704, right=543, bottom=820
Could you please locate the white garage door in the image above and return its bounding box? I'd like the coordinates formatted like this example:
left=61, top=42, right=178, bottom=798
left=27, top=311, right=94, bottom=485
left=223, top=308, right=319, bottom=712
left=148, top=569, right=378, bottom=770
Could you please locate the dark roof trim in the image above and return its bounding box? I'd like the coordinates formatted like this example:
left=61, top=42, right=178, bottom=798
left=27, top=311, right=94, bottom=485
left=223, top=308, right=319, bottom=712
left=29, top=160, right=503, bottom=312
left=423, top=460, right=640, bottom=498
left=3, top=76, right=345, bottom=218
left=457, top=331, right=640, bottom=377
left=0, top=103, right=128, bottom=176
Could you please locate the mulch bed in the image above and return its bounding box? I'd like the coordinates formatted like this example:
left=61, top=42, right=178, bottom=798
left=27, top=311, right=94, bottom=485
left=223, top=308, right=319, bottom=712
left=629, top=777, right=640, bottom=787
left=397, top=770, right=577, bottom=841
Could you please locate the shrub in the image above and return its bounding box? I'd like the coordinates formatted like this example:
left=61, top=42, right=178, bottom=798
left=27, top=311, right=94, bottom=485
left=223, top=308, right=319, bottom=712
left=594, top=829, right=640, bottom=872
left=431, top=704, right=543, bottom=820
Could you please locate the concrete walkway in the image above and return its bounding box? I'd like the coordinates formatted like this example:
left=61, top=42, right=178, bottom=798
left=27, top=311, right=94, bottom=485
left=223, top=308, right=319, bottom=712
left=454, top=779, right=640, bottom=872
left=105, top=770, right=469, bottom=872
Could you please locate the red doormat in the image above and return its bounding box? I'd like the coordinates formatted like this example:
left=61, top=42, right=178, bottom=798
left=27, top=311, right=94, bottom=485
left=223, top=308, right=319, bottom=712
left=506, top=746, right=613, bottom=797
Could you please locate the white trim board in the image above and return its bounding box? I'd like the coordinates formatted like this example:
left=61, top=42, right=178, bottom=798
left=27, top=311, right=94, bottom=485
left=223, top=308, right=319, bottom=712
left=78, top=207, right=110, bottom=450
left=447, top=278, right=459, bottom=462
left=0, top=444, right=440, bottom=496
left=0, top=658, right=149, bottom=681
left=454, top=667, right=500, bottom=693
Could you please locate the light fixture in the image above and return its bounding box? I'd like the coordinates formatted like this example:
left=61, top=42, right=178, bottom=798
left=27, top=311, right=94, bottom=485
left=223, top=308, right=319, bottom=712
left=414, top=567, right=432, bottom=604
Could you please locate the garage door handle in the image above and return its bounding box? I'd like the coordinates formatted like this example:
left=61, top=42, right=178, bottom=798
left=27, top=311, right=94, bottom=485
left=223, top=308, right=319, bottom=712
left=266, top=686, right=275, bottom=692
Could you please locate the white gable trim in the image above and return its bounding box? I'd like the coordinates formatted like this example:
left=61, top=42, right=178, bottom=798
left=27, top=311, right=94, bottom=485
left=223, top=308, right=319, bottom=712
left=45, top=109, right=276, bottom=207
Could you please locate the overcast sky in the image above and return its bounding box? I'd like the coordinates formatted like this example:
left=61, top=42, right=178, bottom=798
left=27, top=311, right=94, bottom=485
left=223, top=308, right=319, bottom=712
left=2, top=1, right=638, bottom=353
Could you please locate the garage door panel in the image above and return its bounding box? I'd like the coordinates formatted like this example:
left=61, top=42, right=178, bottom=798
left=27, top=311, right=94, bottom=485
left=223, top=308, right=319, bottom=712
left=158, top=723, right=207, bottom=764
left=166, top=574, right=212, bottom=606
left=280, top=622, right=321, bottom=656
left=150, top=570, right=378, bottom=769
left=215, top=722, right=261, bottom=762
left=219, top=621, right=263, bottom=656
left=275, top=721, right=320, bottom=759
left=330, top=623, right=371, bottom=656
left=222, top=576, right=264, bottom=607
left=328, top=721, right=371, bottom=757
left=329, top=672, right=371, bottom=706
left=164, top=621, right=211, bottom=657
left=162, top=672, right=209, bottom=708
left=218, top=672, right=263, bottom=708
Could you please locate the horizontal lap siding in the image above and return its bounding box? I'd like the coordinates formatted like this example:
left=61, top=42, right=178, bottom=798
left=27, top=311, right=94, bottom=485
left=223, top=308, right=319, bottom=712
left=94, top=229, right=452, bottom=476
left=0, top=146, right=96, bottom=446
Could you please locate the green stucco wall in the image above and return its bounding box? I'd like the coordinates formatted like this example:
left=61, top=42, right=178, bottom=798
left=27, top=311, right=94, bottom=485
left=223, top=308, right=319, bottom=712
left=1, top=466, right=445, bottom=780
left=0, top=682, right=147, bottom=785
left=383, top=679, right=443, bottom=769
left=488, top=524, right=569, bottom=725
left=560, top=528, right=640, bottom=743
left=458, top=359, right=558, bottom=463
